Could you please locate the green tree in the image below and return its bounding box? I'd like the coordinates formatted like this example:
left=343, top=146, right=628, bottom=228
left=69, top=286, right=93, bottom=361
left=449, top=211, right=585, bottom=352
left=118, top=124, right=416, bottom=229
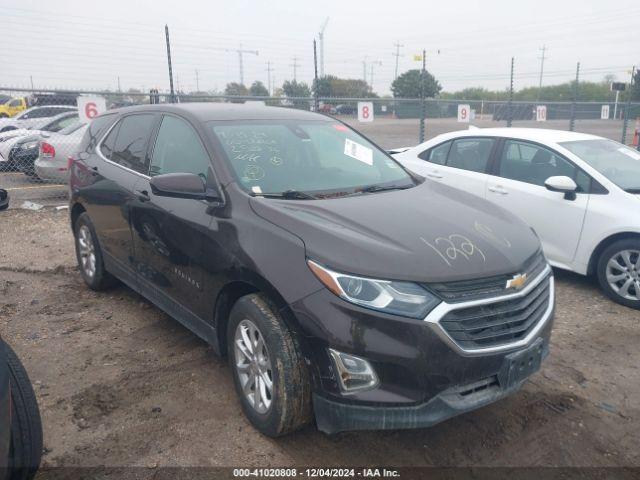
left=391, top=69, right=441, bottom=98
left=224, top=82, right=249, bottom=96
left=313, top=75, right=374, bottom=98
left=631, top=71, right=640, bottom=101
left=282, top=80, right=311, bottom=98
left=249, top=81, right=269, bottom=97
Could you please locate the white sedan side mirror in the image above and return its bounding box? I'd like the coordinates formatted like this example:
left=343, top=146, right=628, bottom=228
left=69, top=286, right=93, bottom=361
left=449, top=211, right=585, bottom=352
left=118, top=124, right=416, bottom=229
left=545, top=176, right=577, bottom=193
left=545, top=176, right=578, bottom=200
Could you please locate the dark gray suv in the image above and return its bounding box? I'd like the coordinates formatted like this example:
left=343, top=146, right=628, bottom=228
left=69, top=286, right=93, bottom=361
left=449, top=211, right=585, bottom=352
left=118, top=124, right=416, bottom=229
left=69, top=103, right=554, bottom=436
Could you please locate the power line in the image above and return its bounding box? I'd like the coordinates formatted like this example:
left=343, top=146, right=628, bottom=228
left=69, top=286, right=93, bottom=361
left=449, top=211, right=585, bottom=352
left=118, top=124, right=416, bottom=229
left=290, top=56, right=300, bottom=81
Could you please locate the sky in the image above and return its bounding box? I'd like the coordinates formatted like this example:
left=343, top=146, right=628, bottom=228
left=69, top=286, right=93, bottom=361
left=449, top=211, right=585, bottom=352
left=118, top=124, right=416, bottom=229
left=1, top=0, right=638, bottom=96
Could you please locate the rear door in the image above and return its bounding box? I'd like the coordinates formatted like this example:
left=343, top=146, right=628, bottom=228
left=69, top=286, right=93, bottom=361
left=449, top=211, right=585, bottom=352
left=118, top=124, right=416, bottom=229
left=485, top=138, right=590, bottom=266
left=82, top=113, right=158, bottom=275
left=411, top=137, right=496, bottom=198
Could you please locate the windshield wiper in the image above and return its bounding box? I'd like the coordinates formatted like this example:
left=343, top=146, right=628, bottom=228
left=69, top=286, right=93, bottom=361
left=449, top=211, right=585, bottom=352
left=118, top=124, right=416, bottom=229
left=259, top=189, right=318, bottom=200
left=358, top=184, right=413, bottom=194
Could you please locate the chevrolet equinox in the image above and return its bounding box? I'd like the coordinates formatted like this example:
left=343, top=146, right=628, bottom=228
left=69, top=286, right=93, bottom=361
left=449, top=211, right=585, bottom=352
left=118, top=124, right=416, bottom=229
left=69, top=104, right=555, bottom=436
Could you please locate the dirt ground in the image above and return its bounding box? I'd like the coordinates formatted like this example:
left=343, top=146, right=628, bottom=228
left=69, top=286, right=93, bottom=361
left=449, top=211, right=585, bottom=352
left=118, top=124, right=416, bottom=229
left=0, top=208, right=639, bottom=470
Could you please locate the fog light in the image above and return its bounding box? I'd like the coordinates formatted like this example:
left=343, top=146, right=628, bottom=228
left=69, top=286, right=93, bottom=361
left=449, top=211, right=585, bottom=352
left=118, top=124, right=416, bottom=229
left=328, top=349, right=379, bottom=393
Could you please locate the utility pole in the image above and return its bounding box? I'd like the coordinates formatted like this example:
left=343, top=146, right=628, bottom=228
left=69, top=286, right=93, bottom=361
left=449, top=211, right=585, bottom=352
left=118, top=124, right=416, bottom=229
left=165, top=24, right=175, bottom=103
left=266, top=61, right=274, bottom=95
left=507, top=57, right=515, bottom=127
left=313, top=40, right=319, bottom=111
left=537, top=45, right=547, bottom=101
left=117, top=76, right=121, bottom=92
left=290, top=56, right=300, bottom=81
left=621, top=65, right=636, bottom=144
left=318, top=17, right=329, bottom=77
left=362, top=58, right=368, bottom=83
left=195, top=70, right=199, bottom=92
left=569, top=62, right=580, bottom=132
left=369, top=61, right=382, bottom=92
left=419, top=49, right=426, bottom=143
left=393, top=42, right=404, bottom=81
left=30, top=75, right=34, bottom=91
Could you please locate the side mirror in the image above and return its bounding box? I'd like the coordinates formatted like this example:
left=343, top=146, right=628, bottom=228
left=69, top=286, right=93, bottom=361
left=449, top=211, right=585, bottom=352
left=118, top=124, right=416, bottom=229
left=544, top=176, right=578, bottom=200
left=150, top=173, right=221, bottom=201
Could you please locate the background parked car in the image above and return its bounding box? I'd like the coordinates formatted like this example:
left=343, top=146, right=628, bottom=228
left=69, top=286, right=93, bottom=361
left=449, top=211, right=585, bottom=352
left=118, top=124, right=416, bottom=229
left=0, top=105, right=76, bottom=133
left=0, top=335, right=43, bottom=480
left=393, top=128, right=640, bottom=309
left=34, top=122, right=88, bottom=183
left=0, top=112, right=79, bottom=172
left=0, top=98, right=27, bottom=118
left=334, top=104, right=357, bottom=115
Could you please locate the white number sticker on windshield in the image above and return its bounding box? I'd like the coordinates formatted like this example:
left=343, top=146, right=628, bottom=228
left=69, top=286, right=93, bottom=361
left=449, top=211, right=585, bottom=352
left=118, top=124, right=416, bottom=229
left=344, top=138, right=373, bottom=166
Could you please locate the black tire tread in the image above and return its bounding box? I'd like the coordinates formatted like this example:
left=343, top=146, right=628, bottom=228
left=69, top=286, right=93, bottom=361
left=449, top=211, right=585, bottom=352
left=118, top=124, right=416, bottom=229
left=6, top=342, right=42, bottom=480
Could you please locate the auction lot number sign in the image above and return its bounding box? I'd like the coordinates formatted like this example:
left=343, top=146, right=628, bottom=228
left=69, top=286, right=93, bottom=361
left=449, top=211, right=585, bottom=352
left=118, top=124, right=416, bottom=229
left=358, top=102, right=374, bottom=122
left=457, top=104, right=470, bottom=123
left=536, top=105, right=547, bottom=122
left=77, top=96, right=107, bottom=123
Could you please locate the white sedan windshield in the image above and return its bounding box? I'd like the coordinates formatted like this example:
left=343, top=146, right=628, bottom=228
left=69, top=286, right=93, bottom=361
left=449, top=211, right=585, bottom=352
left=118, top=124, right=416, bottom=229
left=560, top=139, right=640, bottom=193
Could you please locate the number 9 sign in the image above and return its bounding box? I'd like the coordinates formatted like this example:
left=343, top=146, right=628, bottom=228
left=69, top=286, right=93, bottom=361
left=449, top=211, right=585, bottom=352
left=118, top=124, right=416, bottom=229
left=457, top=104, right=470, bottom=123
left=77, top=96, right=107, bottom=123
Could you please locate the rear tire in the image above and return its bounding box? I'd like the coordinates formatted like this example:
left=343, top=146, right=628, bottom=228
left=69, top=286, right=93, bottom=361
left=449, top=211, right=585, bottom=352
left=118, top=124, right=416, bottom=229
left=73, top=212, right=118, bottom=290
left=227, top=293, right=311, bottom=437
left=6, top=341, right=43, bottom=480
left=596, top=239, right=640, bottom=310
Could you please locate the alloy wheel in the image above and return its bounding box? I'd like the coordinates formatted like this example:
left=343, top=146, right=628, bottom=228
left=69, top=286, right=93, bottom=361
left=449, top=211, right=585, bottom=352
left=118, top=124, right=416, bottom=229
left=77, top=225, right=96, bottom=279
left=233, top=319, right=273, bottom=414
left=606, top=249, right=640, bottom=301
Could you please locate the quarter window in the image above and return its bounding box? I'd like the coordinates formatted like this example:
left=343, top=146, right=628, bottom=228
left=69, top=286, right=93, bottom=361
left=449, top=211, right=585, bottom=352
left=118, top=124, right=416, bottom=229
left=447, top=138, right=494, bottom=173
left=419, top=141, right=450, bottom=165
left=100, top=114, right=155, bottom=174
left=150, top=116, right=211, bottom=178
left=499, top=140, right=590, bottom=191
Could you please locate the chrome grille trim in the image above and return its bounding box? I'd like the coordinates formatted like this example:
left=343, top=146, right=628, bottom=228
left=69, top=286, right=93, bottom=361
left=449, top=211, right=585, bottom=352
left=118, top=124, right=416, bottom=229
left=424, top=265, right=554, bottom=356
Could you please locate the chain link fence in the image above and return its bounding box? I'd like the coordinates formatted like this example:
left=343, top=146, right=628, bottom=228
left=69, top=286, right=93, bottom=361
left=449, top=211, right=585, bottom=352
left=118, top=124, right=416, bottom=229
left=1, top=87, right=639, bottom=206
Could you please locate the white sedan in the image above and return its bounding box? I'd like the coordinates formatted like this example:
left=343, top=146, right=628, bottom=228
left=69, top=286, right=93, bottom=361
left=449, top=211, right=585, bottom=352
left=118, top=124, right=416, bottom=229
left=393, top=128, right=640, bottom=309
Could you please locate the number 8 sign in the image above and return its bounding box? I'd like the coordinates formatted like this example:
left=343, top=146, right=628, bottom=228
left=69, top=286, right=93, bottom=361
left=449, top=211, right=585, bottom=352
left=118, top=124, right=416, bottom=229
left=357, top=102, right=374, bottom=123
left=77, top=96, right=107, bottom=123
left=457, top=104, right=470, bottom=123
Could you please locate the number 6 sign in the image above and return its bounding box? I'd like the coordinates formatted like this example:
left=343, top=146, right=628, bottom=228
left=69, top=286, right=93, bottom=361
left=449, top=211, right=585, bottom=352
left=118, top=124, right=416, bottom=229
left=457, top=104, right=470, bottom=123
left=77, top=96, right=107, bottom=123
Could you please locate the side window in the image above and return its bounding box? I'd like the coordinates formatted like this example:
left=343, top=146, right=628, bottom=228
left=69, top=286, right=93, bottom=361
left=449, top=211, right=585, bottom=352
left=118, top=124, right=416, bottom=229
left=418, top=141, right=450, bottom=165
left=99, top=121, right=120, bottom=160
left=499, top=140, right=589, bottom=191
left=108, top=114, right=156, bottom=174
left=447, top=138, right=494, bottom=173
left=149, top=115, right=211, bottom=177
left=45, top=115, right=79, bottom=133
left=9, top=99, right=22, bottom=107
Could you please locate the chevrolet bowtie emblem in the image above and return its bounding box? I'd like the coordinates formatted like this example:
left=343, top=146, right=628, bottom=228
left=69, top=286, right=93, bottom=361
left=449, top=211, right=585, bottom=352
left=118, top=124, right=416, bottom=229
left=506, top=273, right=527, bottom=290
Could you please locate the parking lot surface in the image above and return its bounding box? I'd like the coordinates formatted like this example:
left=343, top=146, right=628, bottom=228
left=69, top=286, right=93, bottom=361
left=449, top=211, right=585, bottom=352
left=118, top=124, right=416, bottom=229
left=0, top=208, right=638, bottom=469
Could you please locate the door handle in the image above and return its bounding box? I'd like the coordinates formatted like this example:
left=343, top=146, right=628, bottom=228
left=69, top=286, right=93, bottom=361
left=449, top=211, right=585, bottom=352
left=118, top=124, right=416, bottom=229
left=136, top=190, right=150, bottom=202
left=426, top=172, right=444, bottom=179
left=488, top=186, right=509, bottom=195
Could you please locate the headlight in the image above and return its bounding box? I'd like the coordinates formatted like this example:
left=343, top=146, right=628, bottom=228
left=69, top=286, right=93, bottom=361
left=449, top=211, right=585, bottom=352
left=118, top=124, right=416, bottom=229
left=307, top=260, right=440, bottom=318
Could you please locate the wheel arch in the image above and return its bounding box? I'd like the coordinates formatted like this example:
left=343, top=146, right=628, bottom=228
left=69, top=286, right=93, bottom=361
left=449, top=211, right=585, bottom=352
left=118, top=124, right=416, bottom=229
left=70, top=202, right=86, bottom=230
left=213, top=275, right=300, bottom=357
left=587, top=232, right=640, bottom=276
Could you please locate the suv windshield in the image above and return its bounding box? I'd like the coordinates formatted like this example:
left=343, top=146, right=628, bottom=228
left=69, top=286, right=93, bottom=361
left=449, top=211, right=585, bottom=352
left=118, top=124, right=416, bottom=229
left=209, top=120, right=415, bottom=197
left=560, top=139, right=640, bottom=193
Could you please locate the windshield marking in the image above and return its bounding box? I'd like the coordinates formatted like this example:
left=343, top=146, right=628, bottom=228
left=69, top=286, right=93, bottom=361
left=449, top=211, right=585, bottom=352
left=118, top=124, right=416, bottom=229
left=344, top=138, right=373, bottom=165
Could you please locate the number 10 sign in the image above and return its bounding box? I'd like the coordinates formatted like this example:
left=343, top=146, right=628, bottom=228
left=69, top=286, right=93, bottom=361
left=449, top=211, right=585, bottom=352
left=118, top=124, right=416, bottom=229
left=77, top=96, right=107, bottom=123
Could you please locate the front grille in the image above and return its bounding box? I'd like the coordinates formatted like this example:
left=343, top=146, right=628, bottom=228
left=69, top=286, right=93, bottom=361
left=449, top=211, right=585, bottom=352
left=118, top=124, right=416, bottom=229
left=439, top=273, right=551, bottom=349
left=427, top=252, right=547, bottom=303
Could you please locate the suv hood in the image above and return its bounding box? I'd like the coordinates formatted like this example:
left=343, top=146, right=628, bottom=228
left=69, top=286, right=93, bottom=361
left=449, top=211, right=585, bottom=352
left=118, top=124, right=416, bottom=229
left=250, top=181, right=541, bottom=283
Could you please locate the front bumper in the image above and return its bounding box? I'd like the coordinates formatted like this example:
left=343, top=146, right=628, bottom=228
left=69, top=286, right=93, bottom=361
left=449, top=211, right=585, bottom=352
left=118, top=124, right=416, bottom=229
left=289, top=267, right=555, bottom=433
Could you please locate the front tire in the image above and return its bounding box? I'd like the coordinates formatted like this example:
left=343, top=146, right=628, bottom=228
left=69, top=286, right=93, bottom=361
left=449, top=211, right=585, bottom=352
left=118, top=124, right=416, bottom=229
left=227, top=294, right=311, bottom=437
left=597, top=239, right=640, bottom=309
left=73, top=213, right=118, bottom=290
left=6, top=341, right=43, bottom=480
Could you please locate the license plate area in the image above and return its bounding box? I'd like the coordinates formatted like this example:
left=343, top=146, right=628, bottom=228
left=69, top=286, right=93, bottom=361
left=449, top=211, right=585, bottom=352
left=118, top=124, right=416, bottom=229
left=498, top=338, right=544, bottom=389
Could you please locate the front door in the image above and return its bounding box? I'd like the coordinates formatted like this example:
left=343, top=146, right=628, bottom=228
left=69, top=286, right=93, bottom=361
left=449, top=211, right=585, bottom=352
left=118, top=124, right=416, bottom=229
left=130, top=114, right=218, bottom=326
left=485, top=139, right=590, bottom=267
